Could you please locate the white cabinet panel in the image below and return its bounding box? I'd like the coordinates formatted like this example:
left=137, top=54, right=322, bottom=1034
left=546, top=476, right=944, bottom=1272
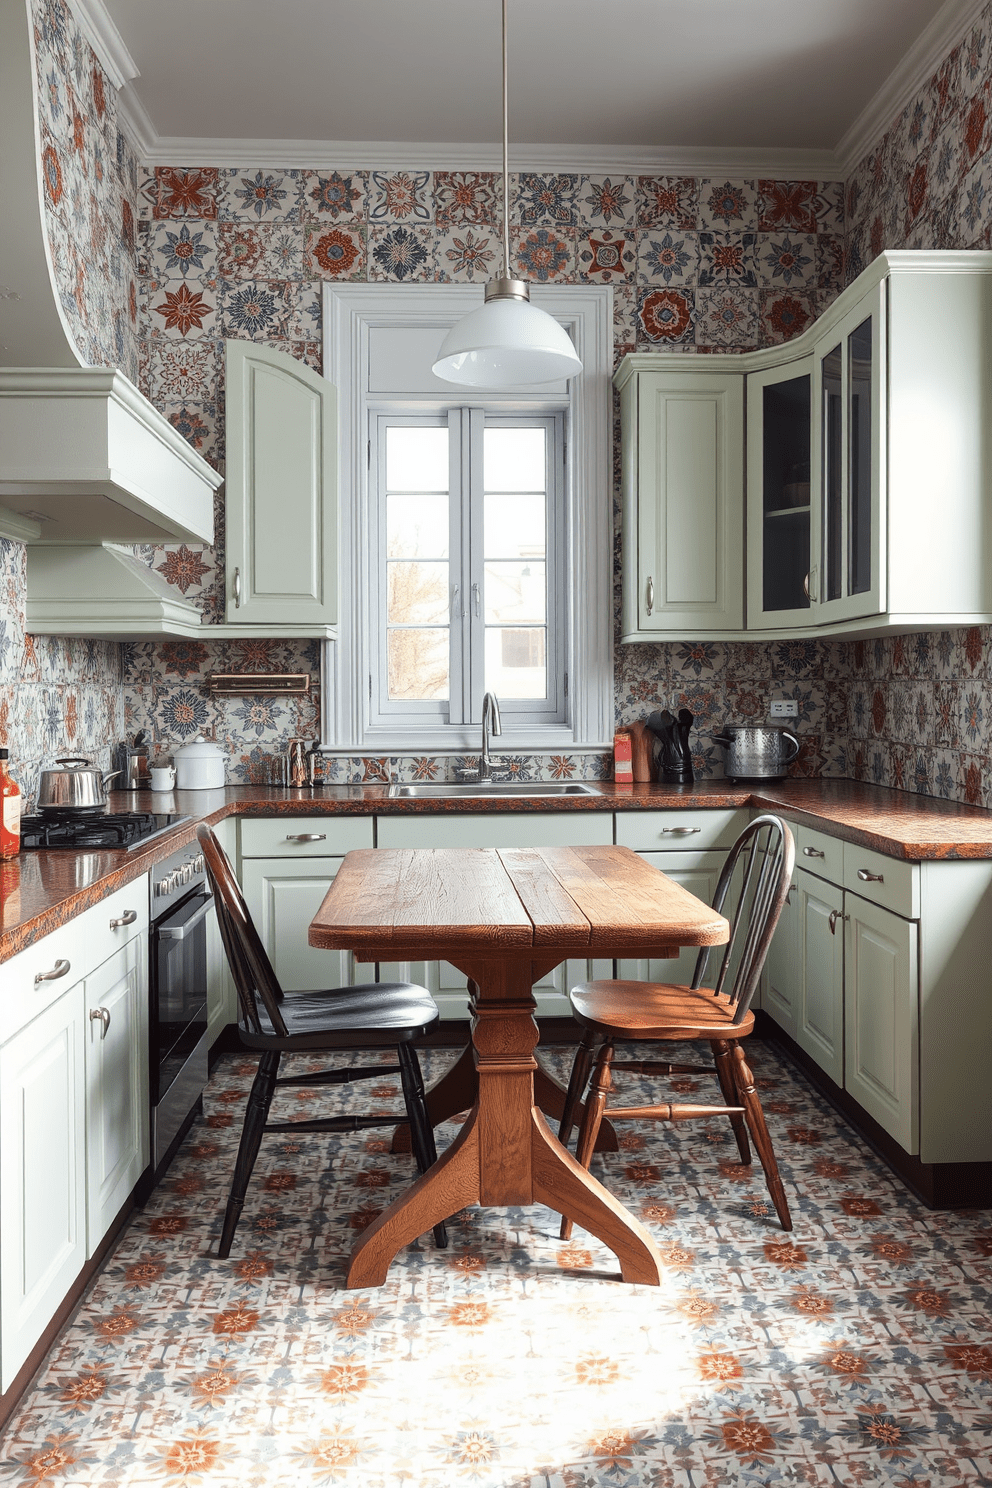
left=377, top=813, right=612, bottom=849
left=225, top=340, right=337, bottom=628
left=844, top=893, right=918, bottom=1152
left=241, top=857, right=355, bottom=993
left=762, top=877, right=800, bottom=1036
left=84, top=940, right=149, bottom=1255
left=0, top=986, right=86, bottom=1392
left=796, top=870, right=844, bottom=1086
left=617, top=850, right=724, bottom=989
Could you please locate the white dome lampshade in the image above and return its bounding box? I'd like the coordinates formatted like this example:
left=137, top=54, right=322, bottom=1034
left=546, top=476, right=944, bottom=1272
left=433, top=280, right=583, bottom=388
left=431, top=0, right=583, bottom=390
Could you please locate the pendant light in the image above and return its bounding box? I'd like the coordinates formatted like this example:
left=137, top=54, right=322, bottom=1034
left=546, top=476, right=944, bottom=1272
left=432, top=0, right=582, bottom=387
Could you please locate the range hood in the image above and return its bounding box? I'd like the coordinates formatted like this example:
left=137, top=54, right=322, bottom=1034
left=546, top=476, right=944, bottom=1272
left=0, top=368, right=219, bottom=544
left=25, top=544, right=204, bottom=639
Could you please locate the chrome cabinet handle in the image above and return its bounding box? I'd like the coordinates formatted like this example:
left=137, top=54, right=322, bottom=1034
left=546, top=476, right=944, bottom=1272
left=857, top=869, right=884, bottom=883
left=827, top=910, right=849, bottom=935
left=645, top=575, right=654, bottom=616
left=803, top=847, right=824, bottom=858
left=803, top=572, right=810, bottom=598
left=285, top=833, right=326, bottom=843
left=660, top=826, right=701, bottom=836
left=89, top=1006, right=111, bottom=1039
left=110, top=909, right=138, bottom=929
left=35, top=958, right=70, bottom=986
left=232, top=567, right=242, bottom=608
left=472, top=582, right=481, bottom=617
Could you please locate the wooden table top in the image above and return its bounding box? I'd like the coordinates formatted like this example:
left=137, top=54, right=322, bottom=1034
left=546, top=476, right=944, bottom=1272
left=309, top=844, right=730, bottom=959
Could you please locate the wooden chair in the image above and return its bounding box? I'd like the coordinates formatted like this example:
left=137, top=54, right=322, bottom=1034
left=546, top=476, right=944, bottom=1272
left=558, top=814, right=796, bottom=1236
left=195, top=822, right=447, bottom=1257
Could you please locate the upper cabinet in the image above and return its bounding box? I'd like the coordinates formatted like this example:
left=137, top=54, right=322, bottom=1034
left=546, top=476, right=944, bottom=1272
left=620, top=250, right=992, bottom=641
left=224, top=341, right=337, bottom=636
left=616, top=364, right=744, bottom=641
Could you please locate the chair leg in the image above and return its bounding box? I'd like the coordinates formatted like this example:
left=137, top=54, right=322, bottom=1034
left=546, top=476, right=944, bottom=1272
left=560, top=1040, right=614, bottom=1242
left=712, top=1040, right=752, bottom=1164
left=397, top=1042, right=448, bottom=1250
left=218, top=1050, right=280, bottom=1258
left=729, top=1041, right=792, bottom=1232
left=558, top=1028, right=597, bottom=1149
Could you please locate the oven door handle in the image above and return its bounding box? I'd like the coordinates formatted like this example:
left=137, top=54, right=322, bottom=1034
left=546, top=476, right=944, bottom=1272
left=156, top=893, right=213, bottom=941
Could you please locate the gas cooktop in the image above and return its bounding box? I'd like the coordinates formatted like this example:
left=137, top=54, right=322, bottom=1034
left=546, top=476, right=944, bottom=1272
left=19, top=811, right=193, bottom=852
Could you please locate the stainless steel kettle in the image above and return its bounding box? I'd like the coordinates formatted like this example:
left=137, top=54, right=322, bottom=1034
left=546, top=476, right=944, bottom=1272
left=36, top=757, right=121, bottom=813
left=712, top=725, right=801, bottom=781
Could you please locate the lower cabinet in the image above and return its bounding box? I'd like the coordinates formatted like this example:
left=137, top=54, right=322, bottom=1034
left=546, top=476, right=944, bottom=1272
left=241, top=857, right=356, bottom=993
left=0, top=882, right=149, bottom=1392
left=616, top=849, right=725, bottom=988
left=797, top=870, right=845, bottom=1086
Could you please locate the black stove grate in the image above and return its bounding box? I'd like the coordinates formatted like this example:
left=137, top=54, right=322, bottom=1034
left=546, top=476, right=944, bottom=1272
left=20, top=812, right=187, bottom=850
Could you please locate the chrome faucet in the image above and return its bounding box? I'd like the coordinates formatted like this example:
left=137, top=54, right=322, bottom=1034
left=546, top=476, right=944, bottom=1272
left=479, top=692, right=502, bottom=780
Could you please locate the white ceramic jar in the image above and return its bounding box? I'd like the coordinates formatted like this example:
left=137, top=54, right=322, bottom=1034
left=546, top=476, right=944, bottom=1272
left=174, top=735, right=226, bottom=790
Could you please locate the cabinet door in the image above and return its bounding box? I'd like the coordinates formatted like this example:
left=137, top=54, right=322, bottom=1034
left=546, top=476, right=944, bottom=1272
left=628, top=371, right=744, bottom=634
left=844, top=894, right=918, bottom=1152
left=241, top=857, right=356, bottom=993
left=0, top=987, right=86, bottom=1392
left=762, top=878, right=800, bottom=1036
left=795, top=870, right=844, bottom=1085
left=617, top=850, right=724, bottom=989
left=746, top=358, right=813, bottom=629
left=811, top=287, right=884, bottom=623
left=84, top=940, right=149, bottom=1255
left=225, top=340, right=337, bottom=627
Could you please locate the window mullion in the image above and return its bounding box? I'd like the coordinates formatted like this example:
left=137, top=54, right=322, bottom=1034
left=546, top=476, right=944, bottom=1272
left=466, top=406, right=486, bottom=727
left=448, top=407, right=469, bottom=728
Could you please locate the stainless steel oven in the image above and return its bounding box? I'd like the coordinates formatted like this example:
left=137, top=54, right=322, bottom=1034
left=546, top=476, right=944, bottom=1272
left=149, top=841, right=211, bottom=1176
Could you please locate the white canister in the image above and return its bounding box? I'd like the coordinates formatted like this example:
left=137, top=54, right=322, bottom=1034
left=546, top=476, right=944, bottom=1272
left=149, top=765, right=176, bottom=792
left=174, top=735, right=226, bottom=790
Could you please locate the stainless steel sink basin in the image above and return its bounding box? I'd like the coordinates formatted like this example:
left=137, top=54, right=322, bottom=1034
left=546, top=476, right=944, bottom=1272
left=386, top=781, right=599, bottom=799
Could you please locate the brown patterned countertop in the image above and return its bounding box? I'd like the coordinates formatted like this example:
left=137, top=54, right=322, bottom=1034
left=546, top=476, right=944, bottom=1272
left=3, top=778, right=992, bottom=966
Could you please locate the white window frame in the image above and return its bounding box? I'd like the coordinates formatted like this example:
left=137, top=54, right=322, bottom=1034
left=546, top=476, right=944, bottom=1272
left=323, top=282, right=613, bottom=754
left=368, top=407, right=568, bottom=733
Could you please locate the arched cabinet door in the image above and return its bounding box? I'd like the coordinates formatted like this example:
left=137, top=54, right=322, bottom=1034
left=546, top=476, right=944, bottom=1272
left=225, top=340, right=337, bottom=629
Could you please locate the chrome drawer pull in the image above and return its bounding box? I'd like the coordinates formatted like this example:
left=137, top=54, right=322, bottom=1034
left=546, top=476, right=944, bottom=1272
left=857, top=869, right=884, bottom=883
left=35, top=958, right=70, bottom=985
left=660, top=826, right=701, bottom=836
left=285, top=833, right=327, bottom=843
left=827, top=910, right=849, bottom=935
left=232, top=566, right=242, bottom=608
left=89, top=1006, right=111, bottom=1039
left=803, top=847, right=824, bottom=858
left=110, top=909, right=138, bottom=929
left=645, top=576, right=654, bottom=615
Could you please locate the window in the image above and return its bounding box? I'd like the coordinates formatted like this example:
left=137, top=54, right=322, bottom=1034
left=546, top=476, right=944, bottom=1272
left=324, top=283, right=613, bottom=753
left=368, top=409, right=566, bottom=734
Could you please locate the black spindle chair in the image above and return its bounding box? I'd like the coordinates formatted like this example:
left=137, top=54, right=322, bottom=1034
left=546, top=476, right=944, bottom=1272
left=196, top=822, right=447, bottom=1257
left=558, top=815, right=795, bottom=1236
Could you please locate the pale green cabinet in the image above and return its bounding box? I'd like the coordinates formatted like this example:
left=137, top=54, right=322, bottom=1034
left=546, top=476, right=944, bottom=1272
left=795, top=869, right=844, bottom=1087
left=844, top=892, right=918, bottom=1153
left=616, top=361, right=744, bottom=640
left=241, top=858, right=356, bottom=993
left=225, top=339, right=337, bottom=632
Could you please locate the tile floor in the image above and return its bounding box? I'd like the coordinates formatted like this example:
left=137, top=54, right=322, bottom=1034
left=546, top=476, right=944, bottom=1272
left=0, top=1041, right=990, bottom=1486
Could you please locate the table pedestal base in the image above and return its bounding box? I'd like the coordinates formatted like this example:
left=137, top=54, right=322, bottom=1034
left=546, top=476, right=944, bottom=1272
left=348, top=957, right=660, bottom=1289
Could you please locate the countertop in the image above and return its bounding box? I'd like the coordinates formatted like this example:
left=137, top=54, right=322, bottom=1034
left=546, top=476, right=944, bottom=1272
left=3, top=777, right=992, bottom=966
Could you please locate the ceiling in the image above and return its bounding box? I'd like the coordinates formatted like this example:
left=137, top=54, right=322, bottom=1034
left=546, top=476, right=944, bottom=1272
left=101, top=0, right=952, bottom=164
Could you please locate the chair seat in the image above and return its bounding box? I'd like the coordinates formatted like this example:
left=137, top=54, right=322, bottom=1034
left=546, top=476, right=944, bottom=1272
left=239, top=981, right=440, bottom=1050
left=569, top=979, right=754, bottom=1040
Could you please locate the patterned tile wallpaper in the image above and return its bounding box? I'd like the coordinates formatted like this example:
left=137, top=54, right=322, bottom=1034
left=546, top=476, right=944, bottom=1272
left=15, top=0, right=992, bottom=806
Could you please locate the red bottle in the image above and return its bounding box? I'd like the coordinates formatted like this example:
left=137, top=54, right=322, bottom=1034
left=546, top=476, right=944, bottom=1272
left=0, top=749, right=22, bottom=857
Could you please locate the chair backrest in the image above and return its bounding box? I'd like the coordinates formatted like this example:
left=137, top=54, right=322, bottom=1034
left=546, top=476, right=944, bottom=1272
left=690, top=814, right=795, bottom=1023
left=196, top=822, right=290, bottom=1038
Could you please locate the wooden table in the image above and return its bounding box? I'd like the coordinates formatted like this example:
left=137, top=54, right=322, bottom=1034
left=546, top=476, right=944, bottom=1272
left=309, top=844, right=729, bottom=1288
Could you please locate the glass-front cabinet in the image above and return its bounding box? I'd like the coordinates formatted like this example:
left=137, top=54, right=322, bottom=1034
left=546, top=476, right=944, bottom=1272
left=746, top=359, right=813, bottom=629
left=811, top=288, right=884, bottom=623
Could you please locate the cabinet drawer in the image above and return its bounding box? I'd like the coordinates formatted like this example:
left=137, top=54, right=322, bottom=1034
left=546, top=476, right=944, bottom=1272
left=843, top=843, right=919, bottom=919
left=240, top=816, right=373, bottom=857
left=615, top=809, right=748, bottom=853
left=80, top=880, right=149, bottom=975
left=796, top=825, right=843, bottom=883
left=0, top=920, right=85, bottom=1043
left=376, top=813, right=612, bottom=850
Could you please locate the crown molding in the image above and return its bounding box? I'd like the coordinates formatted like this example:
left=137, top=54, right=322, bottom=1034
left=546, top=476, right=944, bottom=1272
left=119, top=129, right=839, bottom=178
left=64, top=0, right=138, bottom=92
left=835, top=0, right=987, bottom=175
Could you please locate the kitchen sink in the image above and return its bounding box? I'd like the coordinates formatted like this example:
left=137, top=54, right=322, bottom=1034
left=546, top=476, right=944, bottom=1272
left=386, top=781, right=599, bottom=799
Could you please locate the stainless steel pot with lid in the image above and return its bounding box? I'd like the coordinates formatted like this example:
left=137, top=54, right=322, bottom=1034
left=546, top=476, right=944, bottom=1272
left=712, top=725, right=800, bottom=781
left=36, top=757, right=121, bottom=813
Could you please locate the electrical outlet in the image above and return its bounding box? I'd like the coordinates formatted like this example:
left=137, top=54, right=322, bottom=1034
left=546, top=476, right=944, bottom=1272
left=770, top=699, right=799, bottom=718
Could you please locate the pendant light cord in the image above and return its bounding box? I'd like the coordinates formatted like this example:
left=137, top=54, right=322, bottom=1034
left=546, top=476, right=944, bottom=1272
left=501, top=0, right=511, bottom=282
